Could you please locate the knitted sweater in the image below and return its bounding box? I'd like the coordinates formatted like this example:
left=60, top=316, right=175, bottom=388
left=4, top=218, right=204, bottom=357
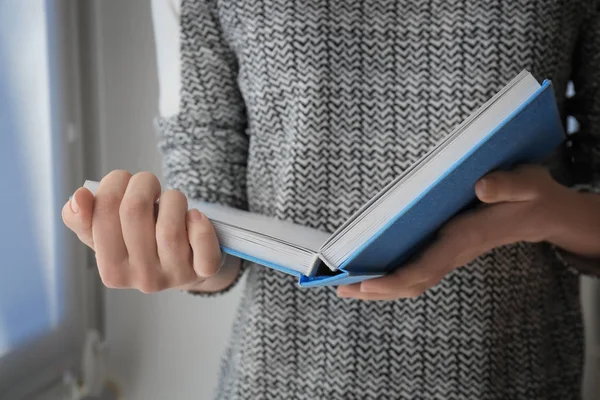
left=156, top=0, right=600, bottom=398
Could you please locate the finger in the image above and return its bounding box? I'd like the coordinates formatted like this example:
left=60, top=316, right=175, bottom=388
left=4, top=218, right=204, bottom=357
left=62, top=187, right=96, bottom=249
left=336, top=283, right=361, bottom=297
left=475, top=165, right=550, bottom=204
left=187, top=209, right=222, bottom=279
left=338, top=287, right=409, bottom=301
left=360, top=236, right=456, bottom=294
left=156, top=190, right=196, bottom=286
left=93, top=170, right=131, bottom=287
left=443, top=201, right=531, bottom=249
left=338, top=282, right=404, bottom=299
left=120, top=172, right=162, bottom=291
left=361, top=199, right=533, bottom=296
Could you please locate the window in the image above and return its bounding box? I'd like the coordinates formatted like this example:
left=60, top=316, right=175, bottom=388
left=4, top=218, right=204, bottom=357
left=0, top=0, right=65, bottom=358
left=0, top=2, right=90, bottom=398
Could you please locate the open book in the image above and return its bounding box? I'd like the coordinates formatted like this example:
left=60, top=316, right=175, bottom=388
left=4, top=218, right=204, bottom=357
left=84, top=70, right=565, bottom=287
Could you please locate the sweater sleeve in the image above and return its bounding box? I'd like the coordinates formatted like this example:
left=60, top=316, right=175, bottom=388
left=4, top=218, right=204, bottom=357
left=553, top=1, right=600, bottom=277
left=155, top=0, right=249, bottom=293
left=156, top=0, right=248, bottom=209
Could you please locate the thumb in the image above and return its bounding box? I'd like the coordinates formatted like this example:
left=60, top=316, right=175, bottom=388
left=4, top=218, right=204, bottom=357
left=62, top=187, right=96, bottom=249
left=475, top=165, right=550, bottom=204
left=187, top=209, right=223, bottom=279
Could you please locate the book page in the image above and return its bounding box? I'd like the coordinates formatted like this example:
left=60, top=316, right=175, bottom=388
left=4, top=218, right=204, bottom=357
left=190, top=199, right=331, bottom=253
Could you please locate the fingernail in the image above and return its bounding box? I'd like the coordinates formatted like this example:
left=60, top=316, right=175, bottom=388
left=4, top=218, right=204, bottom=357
left=475, top=179, right=488, bottom=197
left=70, top=194, right=80, bottom=214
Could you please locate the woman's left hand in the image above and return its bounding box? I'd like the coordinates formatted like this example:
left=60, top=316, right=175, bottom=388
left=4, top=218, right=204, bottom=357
left=337, top=165, right=594, bottom=301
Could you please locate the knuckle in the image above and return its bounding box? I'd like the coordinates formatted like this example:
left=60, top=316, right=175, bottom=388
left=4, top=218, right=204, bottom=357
left=95, top=193, right=122, bottom=215
left=120, top=195, right=153, bottom=219
left=129, top=172, right=161, bottom=195
left=105, top=169, right=133, bottom=182
left=132, top=171, right=160, bottom=187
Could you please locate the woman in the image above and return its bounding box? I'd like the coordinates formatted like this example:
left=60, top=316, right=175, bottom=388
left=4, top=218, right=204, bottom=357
left=63, top=0, right=600, bottom=398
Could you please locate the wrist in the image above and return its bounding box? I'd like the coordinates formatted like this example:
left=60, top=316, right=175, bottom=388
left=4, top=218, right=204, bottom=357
left=541, top=185, right=579, bottom=242
left=543, top=187, right=600, bottom=258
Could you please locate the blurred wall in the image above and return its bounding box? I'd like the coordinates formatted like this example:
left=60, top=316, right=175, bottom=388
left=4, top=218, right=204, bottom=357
left=81, top=1, right=244, bottom=399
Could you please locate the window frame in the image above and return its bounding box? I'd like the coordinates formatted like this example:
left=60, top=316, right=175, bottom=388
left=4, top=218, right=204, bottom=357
left=0, top=1, right=96, bottom=398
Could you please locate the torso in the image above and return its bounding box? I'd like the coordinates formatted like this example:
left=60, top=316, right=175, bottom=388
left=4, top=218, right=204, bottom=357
left=210, top=1, right=588, bottom=398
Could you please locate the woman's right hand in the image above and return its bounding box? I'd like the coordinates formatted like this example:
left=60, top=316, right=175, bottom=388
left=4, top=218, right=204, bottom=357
left=62, top=170, right=239, bottom=293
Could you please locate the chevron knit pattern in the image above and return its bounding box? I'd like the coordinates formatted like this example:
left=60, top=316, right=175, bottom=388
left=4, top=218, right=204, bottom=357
left=156, top=0, right=600, bottom=399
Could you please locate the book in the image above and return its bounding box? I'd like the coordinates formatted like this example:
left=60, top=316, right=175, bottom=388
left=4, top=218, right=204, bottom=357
left=83, top=70, right=565, bottom=287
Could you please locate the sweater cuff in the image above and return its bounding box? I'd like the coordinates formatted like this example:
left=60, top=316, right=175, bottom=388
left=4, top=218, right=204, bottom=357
left=551, top=181, right=600, bottom=277
left=552, top=245, right=600, bottom=278
left=571, top=182, right=600, bottom=195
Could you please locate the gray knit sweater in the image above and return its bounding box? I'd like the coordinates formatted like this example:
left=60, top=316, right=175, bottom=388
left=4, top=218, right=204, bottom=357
left=156, top=0, right=600, bottom=398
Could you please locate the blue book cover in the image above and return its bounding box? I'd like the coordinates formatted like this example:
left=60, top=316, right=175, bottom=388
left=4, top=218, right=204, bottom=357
left=298, top=79, right=565, bottom=287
